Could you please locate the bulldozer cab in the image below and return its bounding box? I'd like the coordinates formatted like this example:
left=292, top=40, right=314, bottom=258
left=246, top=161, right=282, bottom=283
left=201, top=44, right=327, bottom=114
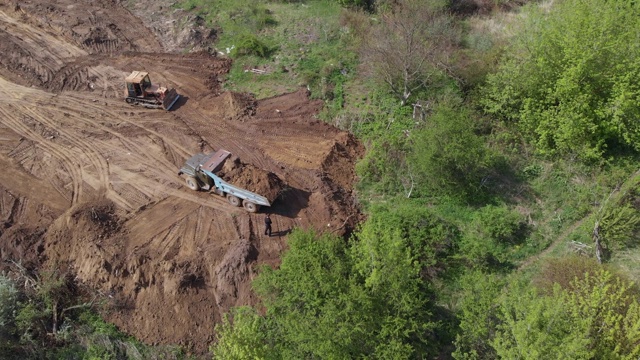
left=125, top=71, right=152, bottom=97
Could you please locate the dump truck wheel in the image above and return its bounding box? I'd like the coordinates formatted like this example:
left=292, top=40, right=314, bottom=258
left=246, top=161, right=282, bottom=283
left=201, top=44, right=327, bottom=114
left=185, top=176, right=200, bottom=191
left=213, top=188, right=225, bottom=197
left=243, top=201, right=260, bottom=213
left=227, top=195, right=241, bottom=207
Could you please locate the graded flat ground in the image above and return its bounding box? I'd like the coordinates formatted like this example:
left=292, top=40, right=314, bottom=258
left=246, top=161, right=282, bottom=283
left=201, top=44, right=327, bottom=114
left=0, top=1, right=362, bottom=352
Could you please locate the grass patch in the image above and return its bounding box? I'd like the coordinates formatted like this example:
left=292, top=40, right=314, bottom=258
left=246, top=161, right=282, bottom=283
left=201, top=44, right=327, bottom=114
left=175, top=0, right=357, bottom=101
left=610, top=249, right=640, bottom=283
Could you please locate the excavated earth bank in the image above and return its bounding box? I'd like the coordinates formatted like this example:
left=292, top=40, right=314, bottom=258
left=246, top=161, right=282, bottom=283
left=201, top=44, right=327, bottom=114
left=0, top=0, right=364, bottom=354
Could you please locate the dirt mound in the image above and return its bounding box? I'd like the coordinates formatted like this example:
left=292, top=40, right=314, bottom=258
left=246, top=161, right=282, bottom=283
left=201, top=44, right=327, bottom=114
left=213, top=239, right=258, bottom=309
left=0, top=226, right=45, bottom=271
left=219, top=157, right=284, bottom=203
left=43, top=200, right=125, bottom=286
left=224, top=92, right=258, bottom=118
left=321, top=132, right=365, bottom=192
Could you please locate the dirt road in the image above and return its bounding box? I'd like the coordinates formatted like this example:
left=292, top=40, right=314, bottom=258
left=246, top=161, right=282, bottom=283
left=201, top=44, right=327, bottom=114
left=0, top=1, right=362, bottom=352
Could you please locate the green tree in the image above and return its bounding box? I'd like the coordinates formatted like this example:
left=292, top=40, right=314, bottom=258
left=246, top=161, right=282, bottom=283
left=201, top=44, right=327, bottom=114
left=482, top=0, right=640, bottom=161
left=459, top=205, right=527, bottom=270
left=409, top=100, right=491, bottom=199
left=490, top=269, right=640, bottom=359
left=354, top=90, right=415, bottom=195
left=213, top=210, right=459, bottom=359
left=565, top=270, right=640, bottom=359
left=211, top=307, right=273, bottom=359
left=492, top=283, right=593, bottom=360
left=251, top=230, right=365, bottom=359
left=211, top=230, right=372, bottom=359
left=452, top=271, right=505, bottom=360
left=351, top=202, right=459, bottom=356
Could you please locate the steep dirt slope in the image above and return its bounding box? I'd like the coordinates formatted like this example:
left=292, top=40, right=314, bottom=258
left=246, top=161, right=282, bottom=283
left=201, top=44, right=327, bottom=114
left=0, top=0, right=363, bottom=354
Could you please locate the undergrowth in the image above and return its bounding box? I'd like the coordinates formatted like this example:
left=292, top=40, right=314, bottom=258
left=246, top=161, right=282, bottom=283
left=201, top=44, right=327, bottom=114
left=175, top=0, right=357, bottom=104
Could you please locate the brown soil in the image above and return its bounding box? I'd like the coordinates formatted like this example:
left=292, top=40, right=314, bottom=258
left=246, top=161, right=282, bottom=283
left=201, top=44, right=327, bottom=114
left=0, top=0, right=364, bottom=356
left=219, top=156, right=284, bottom=203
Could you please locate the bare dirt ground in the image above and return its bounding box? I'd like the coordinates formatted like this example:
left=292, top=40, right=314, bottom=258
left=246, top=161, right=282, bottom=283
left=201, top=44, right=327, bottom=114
left=0, top=0, right=363, bottom=354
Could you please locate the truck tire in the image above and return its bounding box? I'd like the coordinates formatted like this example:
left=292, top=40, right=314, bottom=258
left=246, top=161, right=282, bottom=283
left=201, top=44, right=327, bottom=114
left=185, top=176, right=200, bottom=191
left=227, top=195, right=241, bottom=207
left=243, top=201, right=260, bottom=213
left=213, top=188, right=225, bottom=197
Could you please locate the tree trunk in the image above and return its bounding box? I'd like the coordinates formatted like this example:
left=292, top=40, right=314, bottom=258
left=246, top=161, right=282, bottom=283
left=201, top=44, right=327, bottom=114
left=593, top=220, right=603, bottom=264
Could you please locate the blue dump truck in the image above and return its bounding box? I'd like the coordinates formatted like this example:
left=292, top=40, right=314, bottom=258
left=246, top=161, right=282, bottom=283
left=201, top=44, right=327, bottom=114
left=178, top=149, right=271, bottom=213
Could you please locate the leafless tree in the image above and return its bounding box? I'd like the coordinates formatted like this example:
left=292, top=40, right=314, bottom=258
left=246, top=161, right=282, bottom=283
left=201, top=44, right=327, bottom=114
left=360, top=0, right=458, bottom=105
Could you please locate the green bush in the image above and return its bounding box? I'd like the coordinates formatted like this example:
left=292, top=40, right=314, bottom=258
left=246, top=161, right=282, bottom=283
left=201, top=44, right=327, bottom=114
left=0, top=275, right=17, bottom=328
left=494, top=270, right=640, bottom=359
left=409, top=98, right=493, bottom=200
left=460, top=205, right=527, bottom=270
left=231, top=34, right=273, bottom=58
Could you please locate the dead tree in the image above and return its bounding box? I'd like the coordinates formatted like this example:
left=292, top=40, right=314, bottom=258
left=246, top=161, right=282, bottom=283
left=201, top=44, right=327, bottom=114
left=360, top=0, right=458, bottom=105
left=592, top=220, right=604, bottom=264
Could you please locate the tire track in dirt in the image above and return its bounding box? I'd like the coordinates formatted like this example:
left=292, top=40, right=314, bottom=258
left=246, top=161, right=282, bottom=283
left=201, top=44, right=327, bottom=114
left=0, top=81, right=130, bottom=208
left=0, top=78, right=234, bottom=212
left=56, top=92, right=194, bottom=162
left=0, top=10, right=87, bottom=86
left=0, top=105, right=83, bottom=204
left=27, top=94, right=208, bottom=210
left=172, top=106, right=260, bottom=164
left=5, top=141, right=72, bottom=208
left=19, top=105, right=134, bottom=211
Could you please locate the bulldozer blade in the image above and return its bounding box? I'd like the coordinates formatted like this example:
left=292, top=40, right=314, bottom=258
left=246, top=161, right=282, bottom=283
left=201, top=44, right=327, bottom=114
left=162, top=88, right=180, bottom=110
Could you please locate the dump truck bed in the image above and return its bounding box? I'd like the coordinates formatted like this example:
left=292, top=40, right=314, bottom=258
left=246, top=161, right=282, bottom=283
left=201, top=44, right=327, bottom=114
left=200, top=168, right=271, bottom=207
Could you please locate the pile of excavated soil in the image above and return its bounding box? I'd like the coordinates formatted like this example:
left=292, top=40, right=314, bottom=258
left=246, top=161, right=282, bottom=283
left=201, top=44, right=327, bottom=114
left=219, top=156, right=284, bottom=203
left=0, top=0, right=364, bottom=356
left=321, top=132, right=363, bottom=192
left=125, top=0, right=219, bottom=54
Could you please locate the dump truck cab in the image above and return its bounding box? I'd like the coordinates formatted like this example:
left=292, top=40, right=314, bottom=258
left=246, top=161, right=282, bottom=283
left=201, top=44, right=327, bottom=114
left=179, top=153, right=215, bottom=189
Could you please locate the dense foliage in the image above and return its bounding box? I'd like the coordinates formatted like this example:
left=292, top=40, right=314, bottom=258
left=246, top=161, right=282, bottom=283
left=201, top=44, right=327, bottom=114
left=213, top=207, right=460, bottom=359
left=482, top=0, right=640, bottom=161
left=210, top=0, right=640, bottom=358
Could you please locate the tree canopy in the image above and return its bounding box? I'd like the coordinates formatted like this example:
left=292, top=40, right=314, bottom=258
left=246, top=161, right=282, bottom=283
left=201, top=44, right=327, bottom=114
left=212, top=208, right=459, bottom=359
left=482, top=0, right=640, bottom=161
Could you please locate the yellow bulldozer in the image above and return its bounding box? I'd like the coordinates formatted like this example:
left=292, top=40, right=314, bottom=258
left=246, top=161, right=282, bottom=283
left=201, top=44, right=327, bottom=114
left=124, top=71, right=180, bottom=110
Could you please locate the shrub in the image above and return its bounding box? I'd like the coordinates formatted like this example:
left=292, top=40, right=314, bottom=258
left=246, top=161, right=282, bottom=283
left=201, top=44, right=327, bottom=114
left=231, top=34, right=273, bottom=58
left=0, top=275, right=17, bottom=328
left=459, top=204, right=528, bottom=270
